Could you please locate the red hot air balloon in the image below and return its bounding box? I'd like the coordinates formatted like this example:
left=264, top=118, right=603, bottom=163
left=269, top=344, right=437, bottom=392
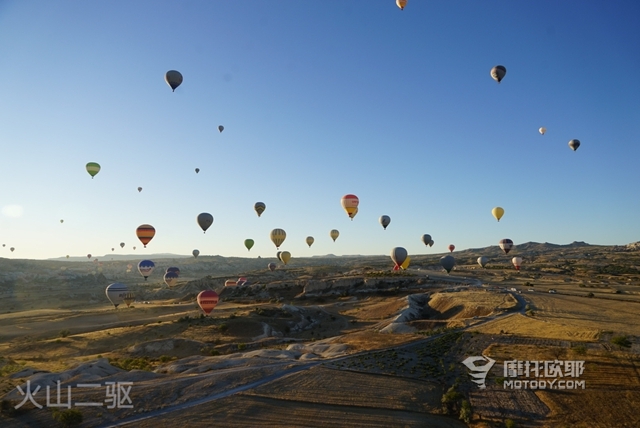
left=448, top=244, right=455, bottom=253
left=136, top=224, right=155, bottom=247
left=340, top=194, right=359, bottom=220
left=197, top=290, right=219, bottom=315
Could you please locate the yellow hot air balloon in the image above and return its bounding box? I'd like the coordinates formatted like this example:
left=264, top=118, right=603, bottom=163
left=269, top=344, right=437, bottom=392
left=280, top=251, right=291, bottom=265
left=306, top=236, right=314, bottom=247
left=396, top=0, right=407, bottom=10
left=492, top=207, right=505, bottom=222
left=341, top=194, right=359, bottom=220
left=400, top=256, right=411, bottom=270
left=270, top=229, right=286, bottom=249
left=330, top=229, right=339, bottom=242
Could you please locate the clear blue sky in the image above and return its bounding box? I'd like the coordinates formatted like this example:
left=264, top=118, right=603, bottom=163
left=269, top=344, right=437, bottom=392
left=1, top=0, right=639, bottom=260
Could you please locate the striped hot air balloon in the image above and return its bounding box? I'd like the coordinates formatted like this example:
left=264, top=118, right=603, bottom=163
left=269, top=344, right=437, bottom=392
left=270, top=229, right=286, bottom=249
left=341, top=194, right=359, bottom=220
left=86, top=162, right=101, bottom=179
left=197, top=290, right=219, bottom=315
left=136, top=224, right=155, bottom=247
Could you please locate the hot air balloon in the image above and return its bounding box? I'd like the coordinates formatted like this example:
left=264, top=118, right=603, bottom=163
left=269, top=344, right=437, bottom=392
left=539, top=127, right=546, bottom=135
left=111, top=248, right=115, bottom=252
left=280, top=251, right=291, bottom=265
left=400, top=256, right=411, bottom=270
left=441, top=255, right=455, bottom=273
left=499, top=239, right=514, bottom=254
left=192, top=249, right=200, bottom=258
left=490, top=65, right=506, bottom=83
left=477, top=256, right=489, bottom=268
left=569, top=139, right=580, bottom=151
left=136, top=224, right=155, bottom=247
left=195, top=168, right=200, bottom=174
left=254, top=202, right=266, bottom=217
left=66, top=255, right=69, bottom=258
left=133, top=246, right=136, bottom=250
left=429, top=240, right=434, bottom=247
left=306, top=236, right=314, bottom=247
left=87, top=254, right=91, bottom=259
left=396, top=0, right=407, bottom=10
left=123, top=292, right=136, bottom=308
left=448, top=244, right=455, bottom=253
left=330, top=229, right=339, bottom=242
left=165, top=70, right=183, bottom=92
left=164, top=271, right=179, bottom=287
left=421, top=234, right=432, bottom=246
left=492, top=207, right=504, bottom=222
left=197, top=290, right=219, bottom=315
left=340, top=194, right=359, bottom=220
left=120, top=242, right=125, bottom=249
left=270, top=229, right=286, bottom=249
left=276, top=251, right=282, bottom=261
left=166, top=267, right=180, bottom=276
left=60, top=219, right=64, bottom=224
left=127, top=263, right=133, bottom=270
left=390, top=247, right=408, bottom=270
left=268, top=262, right=276, bottom=272
left=237, top=277, right=247, bottom=286
left=105, top=283, right=128, bottom=308
left=218, top=125, right=224, bottom=133
left=197, top=213, right=214, bottom=233
left=86, top=162, right=101, bottom=179
left=137, top=187, right=142, bottom=193
left=138, top=260, right=155, bottom=280
left=244, top=239, right=255, bottom=251
left=512, top=256, right=523, bottom=271
left=379, top=215, right=391, bottom=230
left=10, top=247, right=15, bottom=252
left=224, top=280, right=237, bottom=287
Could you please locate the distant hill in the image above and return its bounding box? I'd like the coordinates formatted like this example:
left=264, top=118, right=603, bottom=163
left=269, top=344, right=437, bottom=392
left=48, top=253, right=192, bottom=262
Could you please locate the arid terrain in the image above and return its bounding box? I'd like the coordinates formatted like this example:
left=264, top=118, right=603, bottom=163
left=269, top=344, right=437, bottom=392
left=1, top=241, right=639, bottom=427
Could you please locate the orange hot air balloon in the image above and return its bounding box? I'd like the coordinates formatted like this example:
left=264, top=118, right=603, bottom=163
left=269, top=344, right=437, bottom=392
left=136, top=224, right=155, bottom=247
left=448, top=244, right=455, bottom=253
left=341, top=194, right=359, bottom=220
left=224, top=280, right=237, bottom=287
left=197, top=290, right=219, bottom=315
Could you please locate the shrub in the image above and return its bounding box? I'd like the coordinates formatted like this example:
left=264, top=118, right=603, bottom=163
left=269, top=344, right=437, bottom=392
left=59, top=330, right=70, bottom=338
left=611, top=336, right=631, bottom=348
left=459, top=400, right=472, bottom=423
left=572, top=345, right=587, bottom=356
left=52, top=408, right=83, bottom=427
left=218, top=323, right=229, bottom=333
left=587, top=292, right=595, bottom=298
left=504, top=419, right=517, bottom=428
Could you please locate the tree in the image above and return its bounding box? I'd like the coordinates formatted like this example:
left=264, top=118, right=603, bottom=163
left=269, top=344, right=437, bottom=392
left=459, top=399, right=472, bottom=423
left=52, top=408, right=83, bottom=427
left=441, top=385, right=463, bottom=415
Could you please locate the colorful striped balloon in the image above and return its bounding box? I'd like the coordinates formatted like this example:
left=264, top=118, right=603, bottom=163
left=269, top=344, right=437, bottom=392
left=136, top=224, right=155, bottom=247
left=197, top=290, right=219, bottom=315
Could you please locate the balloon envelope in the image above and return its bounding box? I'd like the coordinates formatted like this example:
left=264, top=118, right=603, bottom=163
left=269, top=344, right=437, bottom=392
left=138, top=260, right=155, bottom=280
left=224, top=280, right=237, bottom=287
left=137, top=187, right=142, bottom=192
left=123, top=292, right=136, bottom=308
left=499, top=238, right=514, bottom=254
left=268, top=262, right=276, bottom=272
left=270, top=229, right=286, bottom=248
left=195, top=168, right=200, bottom=174
left=569, top=139, right=580, bottom=151
left=379, top=215, right=391, bottom=230
left=197, top=213, right=214, bottom=233
left=280, top=251, right=291, bottom=265
left=396, top=0, right=407, bottom=10
left=86, top=162, right=101, bottom=178
left=330, top=229, right=339, bottom=242
left=197, top=290, right=219, bottom=315
left=421, top=234, right=432, bottom=246
left=390, top=247, right=408, bottom=268
left=244, top=239, right=255, bottom=251
left=440, top=255, right=456, bottom=273
left=120, top=242, right=125, bottom=248
left=448, top=244, right=455, bottom=253
left=492, top=207, right=505, bottom=222
left=106, top=283, right=128, bottom=308
left=254, top=202, right=266, bottom=217
left=477, top=256, right=489, bottom=268
left=165, top=70, right=183, bottom=91
left=166, top=267, right=180, bottom=276
left=306, top=236, right=314, bottom=247
left=192, top=249, right=200, bottom=258
left=340, top=194, right=359, bottom=220
left=276, top=251, right=282, bottom=261
left=512, top=257, right=523, bottom=270
left=218, top=125, right=224, bottom=133
left=490, top=65, right=506, bottom=83
left=400, top=256, right=411, bottom=270
left=136, top=224, right=155, bottom=247
left=164, top=271, right=179, bottom=287
left=539, top=127, right=546, bottom=135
